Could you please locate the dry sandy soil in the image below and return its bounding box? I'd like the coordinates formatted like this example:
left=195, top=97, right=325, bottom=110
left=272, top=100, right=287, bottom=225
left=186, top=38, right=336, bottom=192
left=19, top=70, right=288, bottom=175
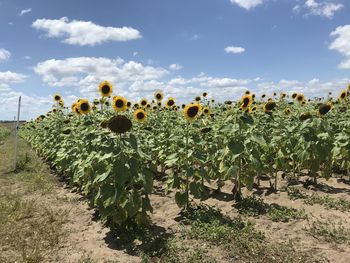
left=1, top=127, right=350, bottom=263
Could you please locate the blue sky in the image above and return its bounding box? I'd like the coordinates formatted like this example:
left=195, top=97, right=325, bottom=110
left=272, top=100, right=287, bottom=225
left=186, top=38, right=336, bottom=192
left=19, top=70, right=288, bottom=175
left=0, top=0, right=349, bottom=120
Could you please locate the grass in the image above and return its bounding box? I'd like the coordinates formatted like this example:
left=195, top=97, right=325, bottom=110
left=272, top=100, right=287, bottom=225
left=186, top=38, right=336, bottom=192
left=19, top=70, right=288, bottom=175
left=287, top=186, right=350, bottom=212
left=0, top=132, right=67, bottom=262
left=0, top=126, right=11, bottom=145
left=0, top=193, right=67, bottom=263
left=307, top=219, right=350, bottom=245
left=139, top=204, right=324, bottom=263
left=234, top=195, right=307, bottom=222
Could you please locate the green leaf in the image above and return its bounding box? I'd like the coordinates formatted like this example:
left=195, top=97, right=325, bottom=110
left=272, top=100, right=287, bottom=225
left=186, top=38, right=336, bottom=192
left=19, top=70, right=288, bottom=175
left=228, top=140, right=245, bottom=155
left=175, top=191, right=188, bottom=208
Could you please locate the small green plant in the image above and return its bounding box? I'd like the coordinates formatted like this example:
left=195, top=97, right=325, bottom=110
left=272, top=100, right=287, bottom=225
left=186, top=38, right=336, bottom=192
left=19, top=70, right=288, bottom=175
left=287, top=186, right=350, bottom=212
left=235, top=195, right=307, bottom=222
left=307, top=219, right=350, bottom=244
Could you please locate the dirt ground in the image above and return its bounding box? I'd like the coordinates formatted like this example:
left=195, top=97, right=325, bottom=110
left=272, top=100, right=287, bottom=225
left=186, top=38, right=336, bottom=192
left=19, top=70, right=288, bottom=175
left=1, top=126, right=350, bottom=263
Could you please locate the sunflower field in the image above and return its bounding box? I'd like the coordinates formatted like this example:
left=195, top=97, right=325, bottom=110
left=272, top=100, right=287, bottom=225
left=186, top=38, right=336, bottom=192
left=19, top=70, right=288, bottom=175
left=20, top=81, right=350, bottom=228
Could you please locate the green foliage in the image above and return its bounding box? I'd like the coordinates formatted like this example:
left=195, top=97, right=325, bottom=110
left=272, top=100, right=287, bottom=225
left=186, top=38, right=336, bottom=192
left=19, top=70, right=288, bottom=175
left=235, top=196, right=307, bottom=222
left=307, top=219, right=350, bottom=244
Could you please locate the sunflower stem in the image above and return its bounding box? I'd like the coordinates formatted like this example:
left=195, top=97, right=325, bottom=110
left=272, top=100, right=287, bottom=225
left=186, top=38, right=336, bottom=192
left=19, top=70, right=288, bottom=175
left=185, top=123, right=190, bottom=209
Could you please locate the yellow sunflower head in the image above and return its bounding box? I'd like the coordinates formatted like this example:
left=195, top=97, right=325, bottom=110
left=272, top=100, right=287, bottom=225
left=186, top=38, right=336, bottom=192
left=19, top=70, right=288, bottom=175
left=296, top=94, right=305, bottom=102
left=126, top=101, right=132, bottom=108
left=202, top=92, right=208, bottom=97
left=154, top=91, right=164, bottom=101
left=112, top=96, right=128, bottom=112
left=54, top=94, right=61, bottom=102
left=98, top=81, right=113, bottom=97
left=264, top=101, right=276, bottom=112
left=77, top=99, right=91, bottom=114
left=292, top=93, right=297, bottom=99
left=183, top=103, right=202, bottom=122
left=240, top=94, right=253, bottom=109
left=203, top=106, right=211, bottom=116
left=58, top=100, right=64, bottom=107
left=339, top=89, right=348, bottom=100
left=140, top=98, right=148, bottom=107
left=166, top=98, right=176, bottom=108
left=134, top=109, right=147, bottom=122
left=195, top=96, right=201, bottom=102
left=284, top=108, right=291, bottom=115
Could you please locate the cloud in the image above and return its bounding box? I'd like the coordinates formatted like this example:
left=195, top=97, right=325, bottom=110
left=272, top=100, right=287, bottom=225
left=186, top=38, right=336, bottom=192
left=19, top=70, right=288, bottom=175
left=230, top=0, right=264, bottom=10
left=293, top=0, right=344, bottom=18
left=329, top=25, right=350, bottom=69
left=0, top=48, right=11, bottom=61
left=169, top=64, right=183, bottom=71
left=0, top=71, right=27, bottom=85
left=34, top=57, right=168, bottom=97
left=224, top=46, right=245, bottom=54
left=19, top=8, right=32, bottom=16
left=24, top=56, right=31, bottom=60
left=32, top=17, right=142, bottom=46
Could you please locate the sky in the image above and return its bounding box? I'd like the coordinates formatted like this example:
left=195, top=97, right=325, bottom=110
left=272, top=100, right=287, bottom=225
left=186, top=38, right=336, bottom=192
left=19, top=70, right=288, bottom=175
left=0, top=0, right=350, bottom=120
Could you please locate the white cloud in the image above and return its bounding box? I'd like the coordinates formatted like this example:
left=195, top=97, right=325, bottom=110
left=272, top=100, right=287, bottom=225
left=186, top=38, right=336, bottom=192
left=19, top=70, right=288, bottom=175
left=169, top=63, right=183, bottom=71
left=19, top=8, right=32, bottom=16
left=230, top=0, right=264, bottom=10
left=24, top=56, right=31, bottom=60
left=0, top=48, right=11, bottom=61
left=0, top=71, right=27, bottom=84
left=294, top=0, right=344, bottom=18
left=133, top=52, right=138, bottom=57
left=329, top=25, right=350, bottom=69
left=224, top=46, right=245, bottom=54
left=34, top=57, right=168, bottom=97
left=32, top=17, right=142, bottom=46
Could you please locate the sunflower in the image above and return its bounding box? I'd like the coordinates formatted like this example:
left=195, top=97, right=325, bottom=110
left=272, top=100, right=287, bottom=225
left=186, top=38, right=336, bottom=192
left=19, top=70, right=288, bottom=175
left=134, top=103, right=140, bottom=109
left=273, top=92, right=277, bottom=96
left=98, top=81, right=113, bottom=97
left=127, top=101, right=132, bottom=108
left=134, top=109, right=147, bottom=122
left=301, top=100, right=306, bottom=105
left=264, top=101, right=276, bottom=112
left=318, top=103, right=332, bottom=115
left=280, top=93, right=286, bottom=99
left=251, top=106, right=258, bottom=112
left=157, top=102, right=162, bottom=107
left=112, top=96, right=128, bottom=112
left=202, top=92, right=208, bottom=97
left=284, top=108, right=291, bottom=115
left=261, top=94, right=266, bottom=98
left=166, top=98, right=176, bottom=108
left=183, top=103, right=202, bottom=122
left=267, top=98, right=273, bottom=102
left=93, top=99, right=100, bottom=105
left=107, top=115, right=132, bottom=133
left=59, top=100, right=64, bottom=107
left=52, top=108, right=57, bottom=113
left=195, top=96, right=201, bottom=102
left=154, top=91, right=164, bottom=101
left=181, top=104, right=186, bottom=109
left=77, top=99, right=91, bottom=114
left=240, top=94, right=253, bottom=110
left=140, top=98, right=148, bottom=107
left=203, top=107, right=211, bottom=115
left=54, top=94, right=61, bottom=102
left=339, top=90, right=348, bottom=100
left=296, top=94, right=305, bottom=102
left=291, top=93, right=297, bottom=99
left=245, top=90, right=250, bottom=95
